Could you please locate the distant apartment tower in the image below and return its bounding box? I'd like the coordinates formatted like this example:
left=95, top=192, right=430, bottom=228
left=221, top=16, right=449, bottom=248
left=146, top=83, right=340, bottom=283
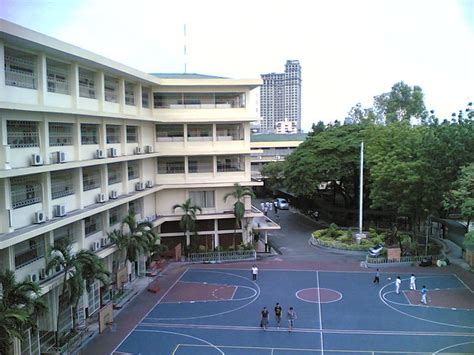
left=260, top=60, right=301, bottom=133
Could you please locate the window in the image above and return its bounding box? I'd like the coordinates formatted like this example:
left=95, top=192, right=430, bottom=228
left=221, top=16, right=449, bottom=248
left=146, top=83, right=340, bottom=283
left=11, top=175, right=42, bottom=209
left=106, top=125, right=121, bottom=144
left=189, top=191, right=215, bottom=208
left=49, top=122, right=73, bottom=146
left=187, top=124, right=212, bottom=141
left=47, top=59, right=70, bottom=95
left=104, top=75, right=118, bottom=102
left=87, top=281, right=101, bottom=315
left=216, top=124, right=243, bottom=140
left=156, top=124, right=184, bottom=142
left=125, top=82, right=135, bottom=105
left=4, top=47, right=37, bottom=89
left=51, top=170, right=75, bottom=199
left=82, top=166, right=101, bottom=191
left=81, top=124, right=99, bottom=145
left=128, top=200, right=141, bottom=216
left=109, top=206, right=122, bottom=226
left=215, top=93, right=245, bottom=108
left=84, top=214, right=102, bottom=237
left=78, top=68, right=96, bottom=99
left=153, top=93, right=182, bottom=108
left=7, top=121, right=40, bottom=148
left=107, top=163, right=122, bottom=185
left=14, top=236, right=45, bottom=269
left=217, top=155, right=244, bottom=172
left=126, top=126, right=138, bottom=143
left=157, top=157, right=185, bottom=174
left=54, top=225, right=74, bottom=245
left=188, top=156, right=213, bottom=174
left=142, top=88, right=150, bottom=108
left=127, top=161, right=139, bottom=180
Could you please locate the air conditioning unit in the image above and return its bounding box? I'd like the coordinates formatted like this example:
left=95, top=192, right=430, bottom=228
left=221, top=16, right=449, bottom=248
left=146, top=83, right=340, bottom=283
left=134, top=146, right=143, bottom=155
left=31, top=154, right=43, bottom=166
left=28, top=273, right=38, bottom=283
left=34, top=210, right=46, bottom=224
left=146, top=180, right=154, bottom=188
left=135, top=182, right=145, bottom=191
left=101, top=237, right=109, bottom=247
left=54, top=204, right=67, bottom=217
left=96, top=193, right=107, bottom=203
left=109, top=190, right=118, bottom=199
left=109, top=148, right=118, bottom=157
left=56, top=151, right=66, bottom=163
left=145, top=145, right=154, bottom=154
left=96, top=149, right=106, bottom=159
left=91, top=241, right=101, bottom=251
left=39, top=268, right=49, bottom=280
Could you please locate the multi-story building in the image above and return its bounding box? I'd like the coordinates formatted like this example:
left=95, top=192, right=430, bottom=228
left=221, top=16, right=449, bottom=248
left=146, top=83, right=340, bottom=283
left=0, top=19, right=261, bottom=354
left=260, top=60, right=301, bottom=133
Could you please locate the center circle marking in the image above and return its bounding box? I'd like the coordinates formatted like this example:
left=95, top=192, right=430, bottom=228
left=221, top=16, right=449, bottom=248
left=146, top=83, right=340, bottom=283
left=296, top=287, right=342, bottom=304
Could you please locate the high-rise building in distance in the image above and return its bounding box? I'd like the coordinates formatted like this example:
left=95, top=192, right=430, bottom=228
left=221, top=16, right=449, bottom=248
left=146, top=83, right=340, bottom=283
left=259, top=60, right=301, bottom=133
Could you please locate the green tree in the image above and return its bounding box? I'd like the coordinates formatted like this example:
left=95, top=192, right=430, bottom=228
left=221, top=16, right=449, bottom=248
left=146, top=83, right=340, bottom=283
left=261, top=161, right=286, bottom=193
left=307, top=121, right=326, bottom=137
left=0, top=270, right=46, bottom=354
left=173, top=198, right=202, bottom=249
left=223, top=183, right=256, bottom=248
left=46, top=240, right=109, bottom=345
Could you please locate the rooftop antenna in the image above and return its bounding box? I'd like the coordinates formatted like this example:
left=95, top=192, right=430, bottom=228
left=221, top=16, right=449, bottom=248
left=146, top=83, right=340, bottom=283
left=183, top=24, right=187, bottom=74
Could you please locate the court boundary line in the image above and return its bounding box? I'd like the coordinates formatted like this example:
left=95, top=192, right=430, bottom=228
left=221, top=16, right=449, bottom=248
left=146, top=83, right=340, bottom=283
left=316, top=270, right=324, bottom=355
left=453, top=273, right=474, bottom=293
left=111, top=267, right=189, bottom=354
left=383, top=290, right=474, bottom=311
left=295, top=287, right=343, bottom=304
left=159, top=283, right=257, bottom=304
left=433, top=340, right=474, bottom=354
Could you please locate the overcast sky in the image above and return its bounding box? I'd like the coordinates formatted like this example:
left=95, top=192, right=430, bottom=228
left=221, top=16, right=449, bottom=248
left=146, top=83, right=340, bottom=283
left=2, top=0, right=473, bottom=131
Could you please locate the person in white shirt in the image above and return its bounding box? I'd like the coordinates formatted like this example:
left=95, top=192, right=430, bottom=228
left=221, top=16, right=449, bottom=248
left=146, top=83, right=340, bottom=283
left=410, top=274, right=416, bottom=290
left=252, top=265, right=258, bottom=281
left=395, top=276, right=402, bottom=294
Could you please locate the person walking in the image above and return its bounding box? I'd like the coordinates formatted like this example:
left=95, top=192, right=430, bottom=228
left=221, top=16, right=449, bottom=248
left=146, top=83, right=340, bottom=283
left=410, top=274, right=417, bottom=290
left=421, top=285, right=428, bottom=304
left=252, top=265, right=258, bottom=281
left=260, top=307, right=269, bottom=330
left=373, top=269, right=380, bottom=284
left=395, top=276, right=402, bottom=294
left=274, top=303, right=282, bottom=328
left=260, top=201, right=265, bottom=213
left=287, top=306, right=297, bottom=332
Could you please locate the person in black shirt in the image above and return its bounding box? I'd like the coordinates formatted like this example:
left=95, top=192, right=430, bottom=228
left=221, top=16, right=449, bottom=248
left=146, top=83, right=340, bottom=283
left=260, top=307, right=269, bottom=330
left=274, top=303, right=282, bottom=327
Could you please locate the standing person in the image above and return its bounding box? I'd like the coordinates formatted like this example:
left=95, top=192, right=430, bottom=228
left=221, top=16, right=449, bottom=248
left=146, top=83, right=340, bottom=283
left=260, top=201, right=265, bottom=213
left=287, top=306, right=297, bottom=332
left=252, top=265, right=258, bottom=281
left=263, top=204, right=268, bottom=216
left=395, top=276, right=402, bottom=294
left=266, top=201, right=273, bottom=212
left=260, top=307, right=269, bottom=330
left=373, top=269, right=380, bottom=284
left=421, top=285, right=428, bottom=304
left=410, top=274, right=417, bottom=290
left=274, top=204, right=278, bottom=215
left=274, top=303, right=282, bottom=328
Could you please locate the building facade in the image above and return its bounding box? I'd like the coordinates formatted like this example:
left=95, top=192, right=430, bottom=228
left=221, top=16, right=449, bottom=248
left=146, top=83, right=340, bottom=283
left=0, top=20, right=262, bottom=354
left=260, top=60, right=301, bottom=133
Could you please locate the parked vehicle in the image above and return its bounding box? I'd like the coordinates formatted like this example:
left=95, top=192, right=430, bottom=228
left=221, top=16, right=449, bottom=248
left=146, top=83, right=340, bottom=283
left=368, top=243, right=384, bottom=257
left=274, top=198, right=289, bottom=210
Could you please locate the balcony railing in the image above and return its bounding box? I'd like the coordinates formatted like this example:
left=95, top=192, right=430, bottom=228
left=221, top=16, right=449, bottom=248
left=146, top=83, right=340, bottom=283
left=5, top=69, right=37, bottom=89
left=47, top=78, right=70, bottom=95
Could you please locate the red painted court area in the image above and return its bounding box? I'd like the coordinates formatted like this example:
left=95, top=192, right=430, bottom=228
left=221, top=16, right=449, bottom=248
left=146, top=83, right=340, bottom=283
left=404, top=288, right=474, bottom=309
left=162, top=281, right=236, bottom=302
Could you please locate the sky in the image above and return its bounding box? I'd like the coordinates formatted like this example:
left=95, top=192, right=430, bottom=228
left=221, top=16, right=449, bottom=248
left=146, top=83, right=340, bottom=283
left=1, top=0, right=473, bottom=131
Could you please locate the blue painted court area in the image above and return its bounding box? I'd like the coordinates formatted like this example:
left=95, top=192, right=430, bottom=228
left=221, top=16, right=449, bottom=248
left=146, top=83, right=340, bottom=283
left=114, top=268, right=474, bottom=354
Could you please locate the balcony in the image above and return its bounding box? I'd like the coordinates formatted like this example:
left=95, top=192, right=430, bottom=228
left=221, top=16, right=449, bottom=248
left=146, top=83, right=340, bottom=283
left=47, top=59, right=70, bottom=95
left=4, top=47, right=37, bottom=90
left=154, top=92, right=245, bottom=109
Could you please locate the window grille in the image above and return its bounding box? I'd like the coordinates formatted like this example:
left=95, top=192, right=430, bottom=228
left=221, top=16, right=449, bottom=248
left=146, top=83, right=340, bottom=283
left=87, top=281, right=101, bottom=315
left=84, top=214, right=102, bottom=237
left=104, top=75, right=119, bottom=102
left=106, top=125, right=121, bottom=144
left=7, top=120, right=40, bottom=148
left=217, top=155, right=244, bottom=172
left=142, top=88, right=150, bottom=108
left=156, top=124, right=184, bottom=141
left=57, top=295, right=73, bottom=336
left=49, top=122, right=73, bottom=146
left=126, top=126, right=138, bottom=143
left=188, top=156, right=213, bottom=173
left=14, top=236, right=45, bottom=269
left=81, top=124, right=99, bottom=145
left=109, top=206, right=122, bottom=226
left=125, top=82, right=135, bottom=106
left=82, top=167, right=101, bottom=191
left=4, top=47, right=37, bottom=89
left=78, top=68, right=96, bottom=99
left=127, top=161, right=139, bottom=180
left=51, top=170, right=75, bottom=199
left=11, top=175, right=42, bottom=209
left=189, top=191, right=215, bottom=208
left=157, top=157, right=185, bottom=174
left=47, top=59, right=70, bottom=95
left=54, top=225, right=74, bottom=244
left=108, top=163, right=122, bottom=185
left=187, top=124, right=212, bottom=140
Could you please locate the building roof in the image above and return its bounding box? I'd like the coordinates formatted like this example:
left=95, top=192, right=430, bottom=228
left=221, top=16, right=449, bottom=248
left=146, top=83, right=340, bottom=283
left=250, top=133, right=307, bottom=142
left=150, top=73, right=228, bottom=79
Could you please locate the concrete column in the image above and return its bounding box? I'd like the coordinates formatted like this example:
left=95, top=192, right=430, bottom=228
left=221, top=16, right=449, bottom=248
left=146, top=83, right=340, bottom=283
left=121, top=122, right=127, bottom=155
left=136, top=84, right=142, bottom=116
left=74, top=116, right=81, bottom=160
left=70, top=63, right=79, bottom=109
left=101, top=164, right=108, bottom=194
left=40, top=114, right=49, bottom=163
left=0, top=118, right=11, bottom=169
left=96, top=71, right=105, bottom=112
left=0, top=178, right=13, bottom=233
left=37, top=52, right=47, bottom=105
left=214, top=219, right=219, bottom=248
left=77, top=167, right=84, bottom=209
left=100, top=119, right=107, bottom=149
left=43, top=172, right=52, bottom=220
left=118, top=78, right=125, bottom=114
left=0, top=41, right=6, bottom=101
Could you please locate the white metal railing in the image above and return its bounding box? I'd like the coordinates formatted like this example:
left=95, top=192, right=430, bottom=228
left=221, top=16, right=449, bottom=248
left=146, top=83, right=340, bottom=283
left=11, top=184, right=42, bottom=209
left=5, top=69, right=37, bottom=89
left=105, top=90, right=118, bottom=103
left=187, top=250, right=256, bottom=263
left=79, top=84, right=96, bottom=99
left=365, top=254, right=442, bottom=265
left=47, top=78, right=70, bottom=95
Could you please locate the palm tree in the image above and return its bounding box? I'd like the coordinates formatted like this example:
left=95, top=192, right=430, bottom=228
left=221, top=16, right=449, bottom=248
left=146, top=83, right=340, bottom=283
left=223, top=183, right=256, bottom=249
left=0, top=270, right=46, bottom=354
left=46, top=239, right=109, bottom=346
left=173, top=198, right=202, bottom=249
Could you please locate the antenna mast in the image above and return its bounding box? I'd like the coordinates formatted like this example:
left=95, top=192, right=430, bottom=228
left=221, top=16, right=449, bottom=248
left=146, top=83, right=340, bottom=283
left=184, top=24, right=187, bottom=74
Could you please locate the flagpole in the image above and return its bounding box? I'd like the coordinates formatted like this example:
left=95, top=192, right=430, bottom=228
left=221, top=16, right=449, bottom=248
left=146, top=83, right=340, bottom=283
left=359, top=141, right=364, bottom=235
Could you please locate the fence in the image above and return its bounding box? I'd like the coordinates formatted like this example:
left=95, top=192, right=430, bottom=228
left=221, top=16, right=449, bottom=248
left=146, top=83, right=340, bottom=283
left=187, top=250, right=256, bottom=263
left=365, top=254, right=441, bottom=265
